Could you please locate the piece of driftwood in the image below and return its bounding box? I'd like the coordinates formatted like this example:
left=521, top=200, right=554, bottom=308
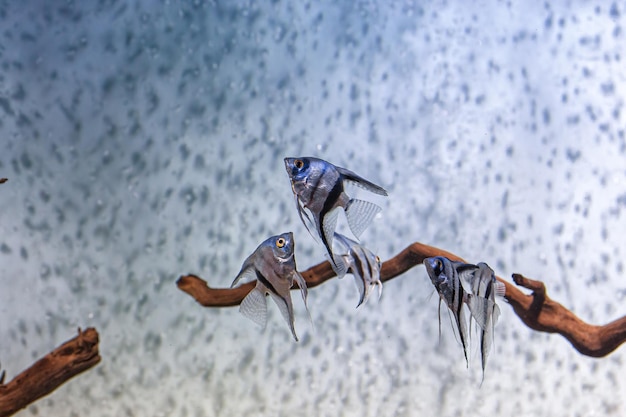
left=0, top=178, right=7, bottom=184
left=0, top=327, right=101, bottom=417
left=177, top=241, right=626, bottom=358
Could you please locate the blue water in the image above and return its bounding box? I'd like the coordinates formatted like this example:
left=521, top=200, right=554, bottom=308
left=1, top=1, right=625, bottom=416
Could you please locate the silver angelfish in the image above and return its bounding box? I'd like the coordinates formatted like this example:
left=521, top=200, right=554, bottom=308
left=332, top=232, right=383, bottom=308
left=230, top=232, right=309, bottom=341
left=465, top=262, right=505, bottom=381
left=284, top=157, right=388, bottom=271
left=423, top=256, right=490, bottom=367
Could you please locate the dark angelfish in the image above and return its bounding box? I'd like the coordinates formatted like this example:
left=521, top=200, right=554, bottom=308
left=230, top=232, right=309, bottom=341
left=284, top=157, right=387, bottom=271
left=423, top=256, right=491, bottom=367
left=332, top=232, right=383, bottom=308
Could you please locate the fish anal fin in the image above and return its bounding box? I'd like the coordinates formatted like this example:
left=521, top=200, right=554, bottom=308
left=269, top=293, right=298, bottom=342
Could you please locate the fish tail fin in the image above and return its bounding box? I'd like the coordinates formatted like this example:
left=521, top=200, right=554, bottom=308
left=494, top=281, right=506, bottom=298
left=465, top=294, right=494, bottom=331
left=240, top=287, right=268, bottom=329
left=330, top=252, right=349, bottom=278
left=345, top=199, right=381, bottom=238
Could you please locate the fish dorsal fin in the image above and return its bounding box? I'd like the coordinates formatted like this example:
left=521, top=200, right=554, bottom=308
left=270, top=292, right=298, bottom=342
left=240, top=287, right=268, bottom=329
left=345, top=199, right=381, bottom=238
left=336, top=166, right=388, bottom=196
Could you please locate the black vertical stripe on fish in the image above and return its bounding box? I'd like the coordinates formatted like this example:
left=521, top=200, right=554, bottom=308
left=255, top=270, right=279, bottom=298
left=352, top=248, right=366, bottom=281
left=360, top=247, right=374, bottom=279
left=454, top=274, right=469, bottom=365
left=317, top=177, right=343, bottom=260
left=307, top=164, right=326, bottom=207
left=484, top=279, right=492, bottom=299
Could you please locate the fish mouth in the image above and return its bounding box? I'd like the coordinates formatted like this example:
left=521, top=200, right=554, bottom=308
left=284, top=157, right=294, bottom=174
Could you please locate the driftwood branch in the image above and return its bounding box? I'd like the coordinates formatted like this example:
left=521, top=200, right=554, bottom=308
left=0, top=327, right=101, bottom=417
left=177, top=242, right=626, bottom=358
left=0, top=178, right=7, bottom=184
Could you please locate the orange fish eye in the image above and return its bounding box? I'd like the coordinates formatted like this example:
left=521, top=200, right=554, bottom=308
left=375, top=255, right=381, bottom=265
left=435, top=258, right=443, bottom=270
left=294, top=159, right=304, bottom=169
left=276, top=237, right=286, bottom=248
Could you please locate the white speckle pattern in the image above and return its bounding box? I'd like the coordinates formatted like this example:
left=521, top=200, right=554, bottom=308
left=0, top=1, right=625, bottom=416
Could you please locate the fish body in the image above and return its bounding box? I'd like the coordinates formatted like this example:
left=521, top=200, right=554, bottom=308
left=231, top=232, right=308, bottom=341
left=284, top=157, right=387, bottom=269
left=332, top=232, right=383, bottom=307
left=465, top=262, right=504, bottom=381
left=423, top=256, right=485, bottom=367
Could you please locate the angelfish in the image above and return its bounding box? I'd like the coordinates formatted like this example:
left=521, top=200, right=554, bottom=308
left=332, top=232, right=383, bottom=308
left=423, top=256, right=490, bottom=367
left=284, top=157, right=388, bottom=270
left=230, top=232, right=309, bottom=341
left=465, top=262, right=505, bottom=381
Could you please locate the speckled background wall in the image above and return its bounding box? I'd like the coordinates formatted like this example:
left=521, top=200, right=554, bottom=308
left=1, top=1, right=625, bottom=416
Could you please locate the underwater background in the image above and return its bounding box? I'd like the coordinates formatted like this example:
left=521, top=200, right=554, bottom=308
left=1, top=0, right=625, bottom=416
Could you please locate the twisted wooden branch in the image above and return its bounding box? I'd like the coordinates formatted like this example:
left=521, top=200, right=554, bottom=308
left=0, top=178, right=7, bottom=184
left=0, top=327, right=101, bottom=417
left=177, top=241, right=626, bottom=358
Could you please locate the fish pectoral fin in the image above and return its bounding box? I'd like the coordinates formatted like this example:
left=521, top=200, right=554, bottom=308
left=345, top=199, right=381, bottom=238
left=295, top=196, right=316, bottom=239
left=269, top=292, right=298, bottom=342
left=240, top=288, right=268, bottom=329
left=336, top=166, right=388, bottom=196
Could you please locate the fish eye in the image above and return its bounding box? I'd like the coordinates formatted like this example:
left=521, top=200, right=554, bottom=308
left=434, top=258, right=443, bottom=271
left=276, top=237, right=286, bottom=248
left=375, top=255, right=381, bottom=265
left=294, top=159, right=304, bottom=169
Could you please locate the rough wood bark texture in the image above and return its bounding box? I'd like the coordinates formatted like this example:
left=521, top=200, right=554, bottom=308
left=177, top=241, right=626, bottom=358
left=0, top=327, right=101, bottom=417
